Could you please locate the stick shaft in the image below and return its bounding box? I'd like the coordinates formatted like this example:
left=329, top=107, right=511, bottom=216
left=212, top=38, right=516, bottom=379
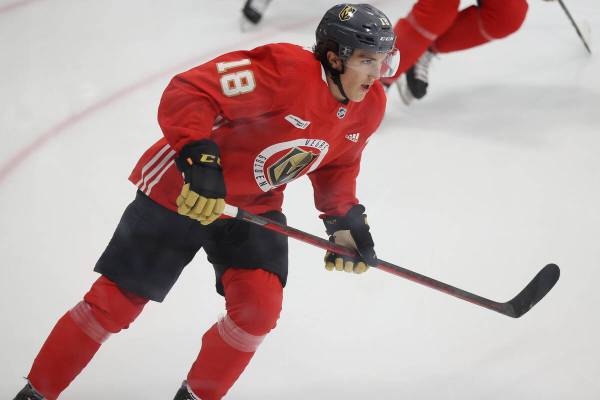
left=557, top=0, right=592, bottom=54
left=223, top=205, right=508, bottom=315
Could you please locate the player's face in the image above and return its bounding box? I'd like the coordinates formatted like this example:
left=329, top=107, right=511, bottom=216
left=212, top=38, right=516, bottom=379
left=341, top=49, right=390, bottom=102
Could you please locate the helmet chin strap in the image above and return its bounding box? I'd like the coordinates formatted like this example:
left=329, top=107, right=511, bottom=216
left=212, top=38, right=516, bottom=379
left=326, top=62, right=350, bottom=105
left=331, top=70, right=350, bottom=105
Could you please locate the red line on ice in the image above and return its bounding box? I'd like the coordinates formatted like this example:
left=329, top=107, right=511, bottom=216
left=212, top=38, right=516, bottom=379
left=0, top=0, right=41, bottom=14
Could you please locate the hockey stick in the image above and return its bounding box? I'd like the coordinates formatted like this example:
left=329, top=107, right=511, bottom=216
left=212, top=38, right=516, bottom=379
left=223, top=205, right=560, bottom=318
left=556, top=0, right=592, bottom=54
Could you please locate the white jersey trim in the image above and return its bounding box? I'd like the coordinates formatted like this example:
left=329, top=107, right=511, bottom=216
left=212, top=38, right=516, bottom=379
left=137, top=149, right=176, bottom=193
left=135, top=144, right=172, bottom=187
left=145, top=159, right=175, bottom=196
left=136, top=114, right=226, bottom=196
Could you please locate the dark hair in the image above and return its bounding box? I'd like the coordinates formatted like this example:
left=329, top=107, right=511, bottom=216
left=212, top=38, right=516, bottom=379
left=313, top=39, right=343, bottom=74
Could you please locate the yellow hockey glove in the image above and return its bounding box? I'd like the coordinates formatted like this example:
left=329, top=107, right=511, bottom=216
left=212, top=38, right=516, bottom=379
left=323, top=204, right=377, bottom=274
left=175, top=140, right=226, bottom=225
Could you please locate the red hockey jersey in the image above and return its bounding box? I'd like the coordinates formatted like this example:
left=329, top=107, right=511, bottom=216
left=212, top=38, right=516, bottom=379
left=129, top=43, right=386, bottom=216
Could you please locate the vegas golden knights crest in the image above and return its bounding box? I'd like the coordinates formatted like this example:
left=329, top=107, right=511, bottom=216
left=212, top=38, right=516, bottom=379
left=339, top=5, right=356, bottom=21
left=267, top=147, right=316, bottom=187
left=254, top=138, right=330, bottom=192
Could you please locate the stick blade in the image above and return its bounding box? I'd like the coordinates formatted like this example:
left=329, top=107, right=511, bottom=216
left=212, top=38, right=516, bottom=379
left=504, top=264, right=560, bottom=318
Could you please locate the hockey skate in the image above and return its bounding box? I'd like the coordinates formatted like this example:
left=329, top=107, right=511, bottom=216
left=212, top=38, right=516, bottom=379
left=13, top=382, right=44, bottom=400
left=240, top=0, right=273, bottom=31
left=396, top=50, right=435, bottom=105
left=173, top=380, right=200, bottom=400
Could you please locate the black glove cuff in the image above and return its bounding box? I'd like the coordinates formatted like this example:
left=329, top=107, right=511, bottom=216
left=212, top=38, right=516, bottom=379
left=323, top=204, right=367, bottom=235
left=175, top=139, right=221, bottom=172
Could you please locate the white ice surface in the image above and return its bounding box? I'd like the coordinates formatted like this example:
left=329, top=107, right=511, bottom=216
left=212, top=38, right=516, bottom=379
left=1, top=0, right=599, bottom=399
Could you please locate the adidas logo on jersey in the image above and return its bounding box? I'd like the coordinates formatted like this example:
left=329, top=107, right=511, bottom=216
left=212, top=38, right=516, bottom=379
left=285, top=114, right=310, bottom=129
left=345, top=133, right=360, bottom=143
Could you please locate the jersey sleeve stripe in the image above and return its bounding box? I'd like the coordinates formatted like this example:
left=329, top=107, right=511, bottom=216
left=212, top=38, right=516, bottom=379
left=138, top=149, right=176, bottom=192
left=145, top=159, right=176, bottom=196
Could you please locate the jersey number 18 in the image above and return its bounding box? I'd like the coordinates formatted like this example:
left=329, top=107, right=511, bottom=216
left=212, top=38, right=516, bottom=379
left=216, top=59, right=256, bottom=97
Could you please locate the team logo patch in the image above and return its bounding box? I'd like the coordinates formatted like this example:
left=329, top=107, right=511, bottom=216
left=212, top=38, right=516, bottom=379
left=337, top=107, right=347, bottom=119
left=254, top=139, right=330, bottom=192
left=345, top=133, right=360, bottom=143
left=267, top=147, right=316, bottom=186
left=285, top=114, right=311, bottom=129
left=339, top=5, right=357, bottom=21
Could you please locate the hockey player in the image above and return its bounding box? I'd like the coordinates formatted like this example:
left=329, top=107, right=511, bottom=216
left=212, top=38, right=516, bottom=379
left=13, top=3, right=399, bottom=400
left=382, top=0, right=529, bottom=104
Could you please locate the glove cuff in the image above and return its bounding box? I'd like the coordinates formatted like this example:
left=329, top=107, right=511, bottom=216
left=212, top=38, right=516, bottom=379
left=175, top=139, right=221, bottom=172
left=323, top=204, right=367, bottom=235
